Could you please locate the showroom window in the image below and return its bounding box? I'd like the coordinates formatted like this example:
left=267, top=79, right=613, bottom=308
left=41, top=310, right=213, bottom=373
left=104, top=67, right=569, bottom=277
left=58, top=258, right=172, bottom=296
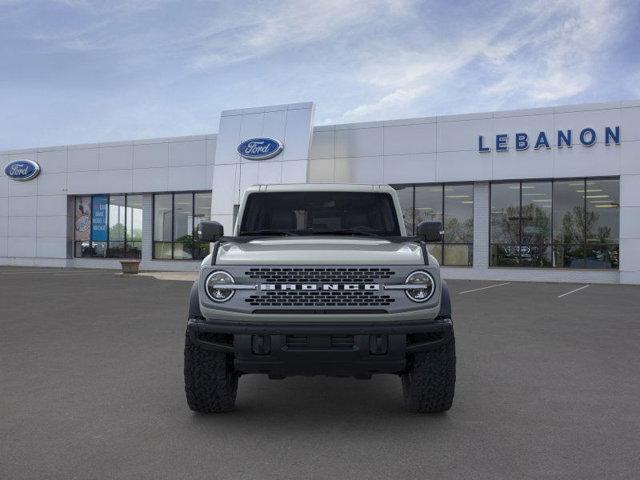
left=490, top=178, right=619, bottom=269
left=74, top=194, right=143, bottom=258
left=153, top=191, right=212, bottom=260
left=393, top=184, right=474, bottom=266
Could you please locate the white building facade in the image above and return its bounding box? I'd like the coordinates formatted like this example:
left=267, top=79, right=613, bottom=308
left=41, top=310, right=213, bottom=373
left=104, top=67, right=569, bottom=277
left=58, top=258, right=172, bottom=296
left=1, top=100, right=639, bottom=284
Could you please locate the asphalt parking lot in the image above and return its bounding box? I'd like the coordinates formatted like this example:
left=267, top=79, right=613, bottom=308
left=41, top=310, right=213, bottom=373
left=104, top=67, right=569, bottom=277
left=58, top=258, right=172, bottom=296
left=1, top=268, right=639, bottom=479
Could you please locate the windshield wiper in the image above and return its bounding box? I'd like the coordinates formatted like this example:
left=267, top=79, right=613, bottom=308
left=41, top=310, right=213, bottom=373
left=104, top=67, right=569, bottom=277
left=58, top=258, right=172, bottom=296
left=240, top=229, right=299, bottom=237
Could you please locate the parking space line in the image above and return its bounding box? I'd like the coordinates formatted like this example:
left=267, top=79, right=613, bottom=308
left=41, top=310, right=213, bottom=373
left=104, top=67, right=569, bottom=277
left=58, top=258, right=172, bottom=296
left=557, top=284, right=590, bottom=298
left=458, top=282, right=511, bottom=295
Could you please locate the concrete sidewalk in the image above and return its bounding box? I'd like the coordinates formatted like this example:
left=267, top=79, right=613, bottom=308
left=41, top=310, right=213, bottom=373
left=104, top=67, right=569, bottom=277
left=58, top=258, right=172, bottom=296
left=138, top=271, right=198, bottom=282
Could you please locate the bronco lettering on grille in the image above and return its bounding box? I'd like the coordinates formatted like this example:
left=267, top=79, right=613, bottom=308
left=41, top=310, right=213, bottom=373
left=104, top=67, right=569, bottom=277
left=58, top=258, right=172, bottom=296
left=259, top=284, right=380, bottom=291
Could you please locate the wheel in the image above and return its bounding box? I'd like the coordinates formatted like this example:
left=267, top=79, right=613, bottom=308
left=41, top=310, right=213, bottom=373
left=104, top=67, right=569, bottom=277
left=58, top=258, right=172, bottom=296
left=184, top=330, right=239, bottom=413
left=401, top=331, right=456, bottom=413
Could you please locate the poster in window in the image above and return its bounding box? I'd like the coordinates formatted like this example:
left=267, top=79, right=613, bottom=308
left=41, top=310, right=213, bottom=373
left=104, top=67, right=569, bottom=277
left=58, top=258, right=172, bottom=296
left=74, top=196, right=91, bottom=241
left=91, top=195, right=108, bottom=242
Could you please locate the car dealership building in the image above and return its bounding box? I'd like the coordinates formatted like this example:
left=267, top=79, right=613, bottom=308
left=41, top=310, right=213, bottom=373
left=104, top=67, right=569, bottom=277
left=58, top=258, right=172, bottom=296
left=1, top=100, right=639, bottom=284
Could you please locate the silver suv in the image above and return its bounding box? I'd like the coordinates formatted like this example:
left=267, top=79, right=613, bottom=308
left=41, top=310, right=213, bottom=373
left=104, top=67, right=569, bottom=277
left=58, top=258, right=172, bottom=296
left=184, top=184, right=455, bottom=413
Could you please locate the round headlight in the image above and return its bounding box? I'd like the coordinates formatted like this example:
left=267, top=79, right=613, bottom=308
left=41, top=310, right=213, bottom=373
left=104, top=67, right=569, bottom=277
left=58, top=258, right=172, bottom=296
left=205, top=271, right=235, bottom=302
left=404, top=271, right=435, bottom=302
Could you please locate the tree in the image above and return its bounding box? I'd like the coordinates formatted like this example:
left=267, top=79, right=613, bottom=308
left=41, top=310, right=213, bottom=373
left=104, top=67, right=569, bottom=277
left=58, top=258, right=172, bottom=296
left=444, top=217, right=473, bottom=243
left=557, top=205, right=606, bottom=244
left=109, top=223, right=125, bottom=241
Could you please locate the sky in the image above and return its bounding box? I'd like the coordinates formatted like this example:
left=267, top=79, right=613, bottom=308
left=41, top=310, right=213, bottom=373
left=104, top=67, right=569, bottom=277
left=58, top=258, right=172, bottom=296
left=1, top=0, right=639, bottom=150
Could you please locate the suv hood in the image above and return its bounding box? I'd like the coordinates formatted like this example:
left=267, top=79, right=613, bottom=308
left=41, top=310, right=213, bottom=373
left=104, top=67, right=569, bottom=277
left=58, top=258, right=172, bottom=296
left=215, top=237, right=425, bottom=265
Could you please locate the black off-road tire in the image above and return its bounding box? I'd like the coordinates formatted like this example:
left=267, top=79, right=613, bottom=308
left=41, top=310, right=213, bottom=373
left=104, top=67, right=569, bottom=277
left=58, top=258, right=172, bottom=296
left=401, top=331, right=456, bottom=413
left=184, top=331, right=238, bottom=413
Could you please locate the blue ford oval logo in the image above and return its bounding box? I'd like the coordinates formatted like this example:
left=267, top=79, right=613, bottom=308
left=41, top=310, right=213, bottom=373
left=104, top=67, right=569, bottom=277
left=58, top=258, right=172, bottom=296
left=4, top=159, right=41, bottom=181
left=237, top=137, right=283, bottom=160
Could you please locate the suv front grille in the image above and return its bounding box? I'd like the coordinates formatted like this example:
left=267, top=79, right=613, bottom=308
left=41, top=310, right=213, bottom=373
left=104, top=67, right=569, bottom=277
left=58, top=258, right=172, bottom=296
left=244, top=267, right=395, bottom=284
left=242, top=266, right=399, bottom=309
left=245, top=290, right=395, bottom=308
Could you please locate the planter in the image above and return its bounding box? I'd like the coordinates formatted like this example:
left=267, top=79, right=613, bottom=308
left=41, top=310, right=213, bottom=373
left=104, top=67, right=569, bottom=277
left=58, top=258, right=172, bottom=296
left=119, top=259, right=141, bottom=274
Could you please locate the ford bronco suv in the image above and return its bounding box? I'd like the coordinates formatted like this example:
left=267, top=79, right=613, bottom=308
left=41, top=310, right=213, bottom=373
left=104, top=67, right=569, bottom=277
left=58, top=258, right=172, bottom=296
left=185, top=184, right=455, bottom=413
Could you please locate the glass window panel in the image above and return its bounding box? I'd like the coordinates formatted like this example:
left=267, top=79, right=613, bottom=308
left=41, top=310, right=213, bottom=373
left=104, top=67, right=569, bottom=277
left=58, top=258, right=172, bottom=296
left=491, top=244, right=520, bottom=267
left=393, top=185, right=414, bottom=235
left=520, top=181, right=552, bottom=267
left=553, top=180, right=586, bottom=245
left=173, top=193, right=193, bottom=240
left=414, top=185, right=443, bottom=227
left=74, top=196, right=92, bottom=258
left=519, top=244, right=552, bottom=267
left=486, top=178, right=620, bottom=270
left=126, top=242, right=142, bottom=259
left=125, top=194, right=143, bottom=259
left=173, top=242, right=193, bottom=260
left=553, top=244, right=586, bottom=268
left=75, top=192, right=145, bottom=260
left=154, top=194, right=173, bottom=242
left=126, top=194, right=143, bottom=243
left=427, top=243, right=442, bottom=264
left=174, top=193, right=194, bottom=259
left=92, top=241, right=107, bottom=258
left=193, top=192, right=212, bottom=259
left=444, top=184, right=473, bottom=243
left=74, top=196, right=91, bottom=242
left=585, top=178, right=619, bottom=244
left=194, top=192, right=211, bottom=229
left=154, top=242, right=172, bottom=259
left=444, top=244, right=472, bottom=266
left=107, top=241, right=125, bottom=258
left=490, top=183, right=520, bottom=245
left=108, top=195, right=126, bottom=242
left=153, top=191, right=216, bottom=260
left=74, top=241, right=92, bottom=258
left=584, top=243, right=618, bottom=269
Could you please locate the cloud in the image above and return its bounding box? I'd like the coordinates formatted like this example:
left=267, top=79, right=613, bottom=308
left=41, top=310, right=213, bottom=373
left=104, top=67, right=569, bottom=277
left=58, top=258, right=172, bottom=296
left=15, top=0, right=414, bottom=66
left=481, top=0, right=622, bottom=104
left=0, top=0, right=635, bottom=149
left=190, top=0, right=413, bottom=69
left=51, top=0, right=172, bottom=13
left=338, top=85, right=429, bottom=121
left=334, top=0, right=627, bottom=122
left=338, top=36, right=493, bottom=121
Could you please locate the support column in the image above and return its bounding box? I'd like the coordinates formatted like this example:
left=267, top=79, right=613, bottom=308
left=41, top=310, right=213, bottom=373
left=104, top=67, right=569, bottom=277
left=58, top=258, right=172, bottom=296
left=211, top=103, right=315, bottom=234
left=473, top=181, right=490, bottom=271
left=619, top=174, right=640, bottom=284
left=141, top=193, right=153, bottom=262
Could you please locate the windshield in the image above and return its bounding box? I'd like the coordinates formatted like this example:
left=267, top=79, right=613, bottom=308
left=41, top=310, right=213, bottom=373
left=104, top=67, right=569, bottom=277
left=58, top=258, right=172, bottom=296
left=239, top=191, right=401, bottom=237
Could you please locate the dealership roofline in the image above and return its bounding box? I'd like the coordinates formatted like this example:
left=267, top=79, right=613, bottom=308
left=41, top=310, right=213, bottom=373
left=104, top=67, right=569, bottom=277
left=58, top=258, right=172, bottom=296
left=2, top=98, right=639, bottom=155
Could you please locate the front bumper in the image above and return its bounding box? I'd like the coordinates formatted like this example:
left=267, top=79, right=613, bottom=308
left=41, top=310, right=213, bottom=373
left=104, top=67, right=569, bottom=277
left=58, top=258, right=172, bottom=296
left=187, top=317, right=453, bottom=378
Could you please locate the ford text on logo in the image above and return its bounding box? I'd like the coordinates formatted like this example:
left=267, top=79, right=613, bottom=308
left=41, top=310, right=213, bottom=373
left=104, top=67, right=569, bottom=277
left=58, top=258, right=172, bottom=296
left=4, top=159, right=41, bottom=181
left=478, top=126, right=620, bottom=152
left=237, top=137, right=283, bottom=160
left=260, top=284, right=380, bottom=291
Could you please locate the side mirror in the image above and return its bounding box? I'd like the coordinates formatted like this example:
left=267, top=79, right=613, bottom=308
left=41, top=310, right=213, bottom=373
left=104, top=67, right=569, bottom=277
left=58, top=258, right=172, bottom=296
left=197, top=221, right=224, bottom=242
left=416, top=221, right=443, bottom=243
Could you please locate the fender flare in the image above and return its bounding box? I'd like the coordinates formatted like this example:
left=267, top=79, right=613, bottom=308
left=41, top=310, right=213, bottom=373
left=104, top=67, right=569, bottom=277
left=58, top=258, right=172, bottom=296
left=188, top=281, right=203, bottom=319
left=438, top=280, right=452, bottom=319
